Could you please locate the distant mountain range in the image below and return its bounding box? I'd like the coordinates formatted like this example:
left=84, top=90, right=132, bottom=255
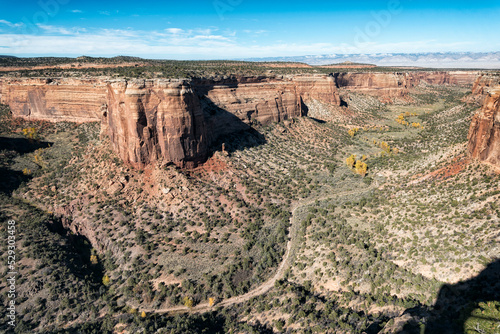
left=1, top=52, right=499, bottom=69
left=242, top=52, right=500, bottom=69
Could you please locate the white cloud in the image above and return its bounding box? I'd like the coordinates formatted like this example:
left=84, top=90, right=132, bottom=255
left=193, top=35, right=231, bottom=41
left=243, top=29, right=268, bottom=35
left=0, top=26, right=237, bottom=57
left=165, top=28, right=184, bottom=35
left=196, top=28, right=215, bottom=35
left=0, top=19, right=24, bottom=28
left=70, top=9, right=83, bottom=13
left=1, top=26, right=495, bottom=61
left=0, top=32, right=345, bottom=58
left=99, top=11, right=110, bottom=16
left=36, top=24, right=86, bottom=35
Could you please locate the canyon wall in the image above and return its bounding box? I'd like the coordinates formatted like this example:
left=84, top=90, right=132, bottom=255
left=0, top=75, right=338, bottom=167
left=0, top=71, right=479, bottom=168
left=335, top=71, right=478, bottom=98
left=335, top=72, right=412, bottom=98
left=408, top=71, right=478, bottom=86
left=446, top=71, right=482, bottom=86
left=106, top=75, right=339, bottom=167
left=105, top=79, right=210, bottom=168
left=467, top=74, right=500, bottom=103
left=468, top=86, right=500, bottom=168
left=0, top=78, right=107, bottom=122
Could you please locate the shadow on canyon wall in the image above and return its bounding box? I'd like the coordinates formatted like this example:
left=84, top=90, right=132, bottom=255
left=399, top=259, right=500, bottom=334
left=198, top=88, right=267, bottom=159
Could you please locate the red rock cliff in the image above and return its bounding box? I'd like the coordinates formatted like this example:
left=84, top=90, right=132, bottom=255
left=0, top=78, right=107, bottom=122
left=0, top=71, right=478, bottom=168
left=105, top=75, right=339, bottom=167
left=468, top=87, right=500, bottom=168
left=335, top=72, right=412, bottom=98
left=104, top=79, right=211, bottom=168
left=467, top=74, right=500, bottom=103
left=335, top=71, right=477, bottom=98
left=0, top=75, right=339, bottom=167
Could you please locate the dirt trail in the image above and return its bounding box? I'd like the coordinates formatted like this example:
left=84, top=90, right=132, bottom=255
left=141, top=186, right=376, bottom=315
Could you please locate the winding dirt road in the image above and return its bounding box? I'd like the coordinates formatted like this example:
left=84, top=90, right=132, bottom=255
left=141, top=186, right=375, bottom=315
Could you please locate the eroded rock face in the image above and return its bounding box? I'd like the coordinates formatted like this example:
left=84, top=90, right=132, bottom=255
left=0, top=78, right=107, bottom=122
left=335, top=71, right=478, bottom=98
left=446, top=71, right=481, bottom=86
left=103, top=75, right=340, bottom=167
left=105, top=79, right=210, bottom=168
left=0, top=71, right=478, bottom=168
left=468, top=74, right=500, bottom=103
left=335, top=72, right=412, bottom=98
left=468, top=87, right=500, bottom=167
left=0, top=75, right=339, bottom=167
left=410, top=71, right=479, bottom=86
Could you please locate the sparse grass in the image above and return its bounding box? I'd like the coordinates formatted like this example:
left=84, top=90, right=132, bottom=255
left=0, top=81, right=499, bottom=333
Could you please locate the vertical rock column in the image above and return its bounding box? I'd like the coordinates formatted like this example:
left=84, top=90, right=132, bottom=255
left=468, top=87, right=500, bottom=167
left=104, top=79, right=209, bottom=168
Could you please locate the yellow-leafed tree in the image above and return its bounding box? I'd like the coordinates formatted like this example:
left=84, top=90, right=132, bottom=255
left=22, top=127, right=38, bottom=140
left=348, top=128, right=359, bottom=137
left=141, top=311, right=147, bottom=318
left=102, top=274, right=110, bottom=286
left=183, top=296, right=194, bottom=308
left=209, top=297, right=216, bottom=307
left=346, top=154, right=356, bottom=168
left=355, top=160, right=368, bottom=177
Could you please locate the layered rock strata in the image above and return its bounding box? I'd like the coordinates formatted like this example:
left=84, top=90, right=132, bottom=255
left=468, top=74, right=500, bottom=103
left=335, top=71, right=478, bottom=97
left=0, top=78, right=107, bottom=122
left=0, top=71, right=479, bottom=168
left=0, top=75, right=338, bottom=167
left=468, top=87, right=500, bottom=168
left=335, top=72, right=412, bottom=98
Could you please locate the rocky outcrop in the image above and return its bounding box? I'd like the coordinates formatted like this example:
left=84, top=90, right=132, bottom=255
left=335, top=72, right=412, bottom=98
left=0, top=78, right=107, bottom=122
left=446, top=71, right=481, bottom=86
left=105, top=75, right=339, bottom=167
left=334, top=71, right=477, bottom=98
left=411, top=71, right=478, bottom=86
left=467, top=74, right=500, bottom=103
left=0, top=75, right=338, bottom=167
left=0, top=71, right=479, bottom=168
left=468, top=86, right=500, bottom=168
left=105, top=79, right=210, bottom=168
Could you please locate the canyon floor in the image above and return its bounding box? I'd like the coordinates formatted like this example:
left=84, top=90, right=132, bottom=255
left=0, top=81, right=499, bottom=333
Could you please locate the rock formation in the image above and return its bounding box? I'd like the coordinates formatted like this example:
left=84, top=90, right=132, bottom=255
left=446, top=71, right=482, bottom=86
left=0, top=75, right=338, bottom=167
left=468, top=86, right=500, bottom=168
left=0, top=71, right=479, bottom=168
left=335, top=71, right=478, bottom=98
left=467, top=74, right=500, bottom=103
left=335, top=72, right=412, bottom=98
left=0, top=78, right=107, bottom=122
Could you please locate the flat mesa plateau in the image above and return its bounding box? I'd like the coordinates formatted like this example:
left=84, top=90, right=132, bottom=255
left=0, top=58, right=499, bottom=334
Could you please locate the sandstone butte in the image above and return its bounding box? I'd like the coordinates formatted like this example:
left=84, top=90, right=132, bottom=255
left=0, top=70, right=482, bottom=168
left=468, top=86, right=500, bottom=168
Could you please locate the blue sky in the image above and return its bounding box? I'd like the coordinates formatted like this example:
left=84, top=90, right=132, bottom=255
left=0, top=0, right=499, bottom=59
